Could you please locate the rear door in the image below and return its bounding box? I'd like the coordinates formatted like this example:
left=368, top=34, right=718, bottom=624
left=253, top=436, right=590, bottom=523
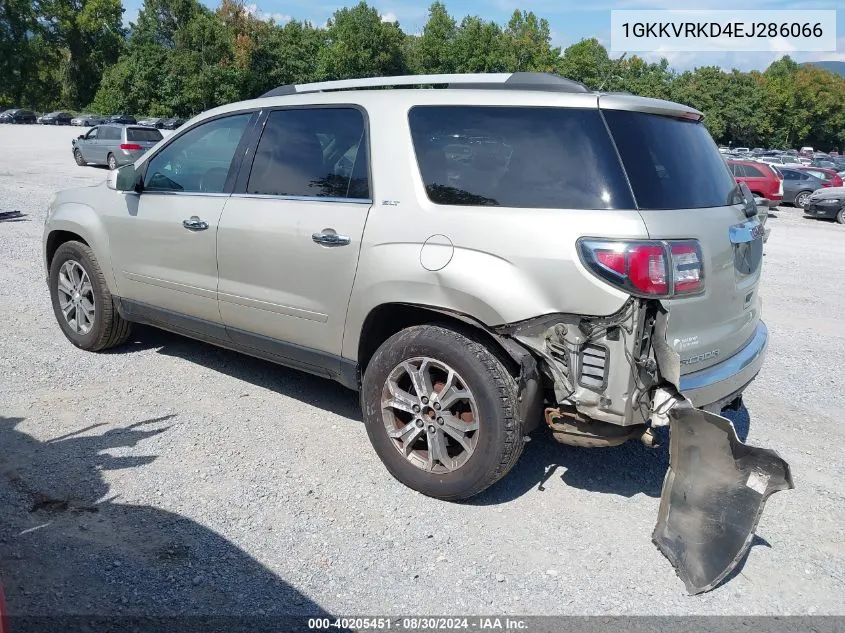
left=602, top=106, right=762, bottom=374
left=216, top=106, right=372, bottom=369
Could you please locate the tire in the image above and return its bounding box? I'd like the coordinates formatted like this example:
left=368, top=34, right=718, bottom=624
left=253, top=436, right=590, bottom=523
left=361, top=324, right=524, bottom=501
left=837, top=208, right=845, bottom=225
left=49, top=241, right=132, bottom=352
left=794, top=190, right=811, bottom=209
left=73, top=149, right=86, bottom=166
left=107, top=153, right=117, bottom=170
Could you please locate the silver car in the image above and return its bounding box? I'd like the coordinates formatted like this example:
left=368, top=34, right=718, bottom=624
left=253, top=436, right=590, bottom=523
left=43, top=72, right=791, bottom=594
left=72, top=124, right=163, bottom=170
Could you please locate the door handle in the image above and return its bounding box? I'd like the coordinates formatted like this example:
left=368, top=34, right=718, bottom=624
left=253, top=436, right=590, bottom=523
left=183, top=216, right=209, bottom=231
left=312, top=231, right=351, bottom=247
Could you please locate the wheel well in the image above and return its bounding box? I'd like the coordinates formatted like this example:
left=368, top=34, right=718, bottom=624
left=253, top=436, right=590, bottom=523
left=46, top=231, right=88, bottom=269
left=357, top=303, right=519, bottom=376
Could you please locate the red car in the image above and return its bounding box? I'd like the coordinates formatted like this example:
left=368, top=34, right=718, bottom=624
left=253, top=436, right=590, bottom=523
left=794, top=166, right=844, bottom=188
left=726, top=159, right=783, bottom=207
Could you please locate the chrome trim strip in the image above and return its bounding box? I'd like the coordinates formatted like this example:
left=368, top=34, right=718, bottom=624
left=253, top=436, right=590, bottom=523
left=123, top=272, right=217, bottom=300
left=680, top=321, right=768, bottom=392
left=229, top=193, right=372, bottom=204
left=140, top=191, right=231, bottom=198
left=218, top=292, right=329, bottom=323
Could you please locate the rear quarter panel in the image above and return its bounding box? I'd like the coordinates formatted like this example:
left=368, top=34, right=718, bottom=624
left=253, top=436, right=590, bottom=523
left=341, top=92, right=650, bottom=361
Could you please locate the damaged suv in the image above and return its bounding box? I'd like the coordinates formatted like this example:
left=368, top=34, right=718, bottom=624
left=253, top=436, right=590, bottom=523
left=43, top=72, right=791, bottom=593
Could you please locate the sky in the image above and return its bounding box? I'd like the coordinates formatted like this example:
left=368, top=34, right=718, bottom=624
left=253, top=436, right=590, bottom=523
left=121, top=0, right=845, bottom=72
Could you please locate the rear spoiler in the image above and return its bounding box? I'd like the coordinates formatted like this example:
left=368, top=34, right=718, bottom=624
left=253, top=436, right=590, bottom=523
left=598, top=94, right=704, bottom=121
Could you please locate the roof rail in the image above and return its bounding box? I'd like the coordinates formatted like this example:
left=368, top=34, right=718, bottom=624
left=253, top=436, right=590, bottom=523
left=260, top=72, right=590, bottom=98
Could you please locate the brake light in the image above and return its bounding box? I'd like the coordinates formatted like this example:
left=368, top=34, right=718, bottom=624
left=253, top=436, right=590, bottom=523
left=579, top=239, right=704, bottom=298
left=120, top=143, right=143, bottom=151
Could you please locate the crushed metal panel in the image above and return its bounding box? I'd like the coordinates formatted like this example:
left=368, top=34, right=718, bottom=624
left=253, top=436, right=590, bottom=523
left=654, top=405, right=793, bottom=594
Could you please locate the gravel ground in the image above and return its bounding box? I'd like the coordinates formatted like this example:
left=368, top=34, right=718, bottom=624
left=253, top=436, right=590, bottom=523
left=0, top=125, right=844, bottom=619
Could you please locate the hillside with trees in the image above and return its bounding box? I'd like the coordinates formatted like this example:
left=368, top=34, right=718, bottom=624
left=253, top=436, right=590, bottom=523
left=2, top=0, right=844, bottom=149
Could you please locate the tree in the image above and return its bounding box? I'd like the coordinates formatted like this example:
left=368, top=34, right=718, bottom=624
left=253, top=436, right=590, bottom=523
left=317, top=2, right=406, bottom=80
left=451, top=16, right=505, bottom=73
left=37, top=0, right=125, bottom=108
left=418, top=2, right=456, bottom=74
left=558, top=38, right=611, bottom=88
left=501, top=10, right=558, bottom=72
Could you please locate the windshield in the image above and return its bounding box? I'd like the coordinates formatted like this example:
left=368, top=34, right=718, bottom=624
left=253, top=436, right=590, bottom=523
left=604, top=110, right=740, bottom=210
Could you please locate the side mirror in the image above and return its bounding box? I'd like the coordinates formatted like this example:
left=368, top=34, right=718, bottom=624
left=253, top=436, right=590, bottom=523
left=107, top=164, right=141, bottom=192
left=78, top=134, right=84, bottom=140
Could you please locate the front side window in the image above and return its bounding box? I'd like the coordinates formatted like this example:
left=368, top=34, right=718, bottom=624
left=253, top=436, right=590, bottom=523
left=144, top=113, right=251, bottom=194
left=604, top=110, right=739, bottom=210
left=85, top=128, right=98, bottom=140
left=409, top=106, right=633, bottom=209
left=246, top=107, right=370, bottom=199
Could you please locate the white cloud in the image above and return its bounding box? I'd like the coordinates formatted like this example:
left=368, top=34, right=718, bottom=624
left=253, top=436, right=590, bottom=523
left=243, top=3, right=291, bottom=23
left=381, top=11, right=398, bottom=23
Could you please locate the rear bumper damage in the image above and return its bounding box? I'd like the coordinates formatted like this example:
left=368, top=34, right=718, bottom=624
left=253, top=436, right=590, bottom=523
left=655, top=404, right=793, bottom=594
left=499, top=302, right=791, bottom=594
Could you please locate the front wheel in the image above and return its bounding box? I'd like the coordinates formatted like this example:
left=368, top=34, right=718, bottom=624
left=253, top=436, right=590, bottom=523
left=73, top=149, right=86, bottom=166
left=795, top=191, right=811, bottom=209
left=49, top=241, right=132, bottom=351
left=107, top=153, right=117, bottom=170
left=361, top=325, right=524, bottom=501
left=837, top=208, right=845, bottom=224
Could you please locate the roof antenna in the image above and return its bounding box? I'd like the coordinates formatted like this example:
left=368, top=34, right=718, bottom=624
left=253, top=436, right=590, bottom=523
left=598, top=52, right=627, bottom=91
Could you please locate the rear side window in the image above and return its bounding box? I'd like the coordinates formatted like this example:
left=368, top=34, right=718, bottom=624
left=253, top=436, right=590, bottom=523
left=408, top=106, right=634, bottom=209
left=127, top=127, right=163, bottom=142
left=247, top=107, right=370, bottom=200
left=604, top=110, right=739, bottom=210
left=100, top=126, right=121, bottom=141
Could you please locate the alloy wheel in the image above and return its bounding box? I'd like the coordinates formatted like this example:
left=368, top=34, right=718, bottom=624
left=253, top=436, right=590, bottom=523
left=796, top=192, right=809, bottom=208
left=381, top=357, right=479, bottom=474
left=56, top=260, right=95, bottom=334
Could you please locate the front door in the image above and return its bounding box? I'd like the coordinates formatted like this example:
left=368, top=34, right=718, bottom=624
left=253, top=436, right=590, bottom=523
left=78, top=126, right=100, bottom=162
left=102, top=113, right=254, bottom=329
left=216, top=107, right=372, bottom=371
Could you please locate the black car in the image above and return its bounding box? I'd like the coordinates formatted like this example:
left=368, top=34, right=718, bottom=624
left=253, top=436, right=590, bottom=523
left=804, top=187, right=845, bottom=223
left=108, top=114, right=137, bottom=124
left=0, top=109, right=36, bottom=124
left=160, top=117, right=186, bottom=130
left=40, top=111, right=73, bottom=125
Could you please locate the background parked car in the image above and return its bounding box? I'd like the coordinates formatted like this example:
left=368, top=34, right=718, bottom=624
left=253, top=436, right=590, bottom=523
left=39, top=111, right=73, bottom=125
left=0, top=109, right=36, bottom=124
left=780, top=167, right=826, bottom=208
left=107, top=114, right=137, bottom=124
left=72, top=124, right=163, bottom=170
left=795, top=166, right=844, bottom=188
left=726, top=159, right=783, bottom=207
left=137, top=117, right=165, bottom=128
left=804, top=187, right=845, bottom=223
left=71, top=114, right=105, bottom=126
left=160, top=117, right=186, bottom=129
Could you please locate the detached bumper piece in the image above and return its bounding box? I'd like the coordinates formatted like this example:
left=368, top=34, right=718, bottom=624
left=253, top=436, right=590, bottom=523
left=653, top=405, right=793, bottom=594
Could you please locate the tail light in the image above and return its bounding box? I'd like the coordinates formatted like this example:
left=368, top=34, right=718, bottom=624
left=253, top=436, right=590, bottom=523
left=579, top=239, right=704, bottom=298
left=120, top=143, right=143, bottom=151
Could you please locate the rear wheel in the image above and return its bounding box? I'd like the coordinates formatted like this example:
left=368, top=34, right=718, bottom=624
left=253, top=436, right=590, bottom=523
left=795, top=190, right=811, bottom=209
left=107, top=153, right=117, bottom=170
left=361, top=325, right=524, bottom=501
left=49, top=241, right=132, bottom=351
left=73, top=149, right=86, bottom=166
left=837, top=208, right=845, bottom=224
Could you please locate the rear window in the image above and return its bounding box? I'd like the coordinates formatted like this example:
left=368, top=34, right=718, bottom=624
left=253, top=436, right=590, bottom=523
left=603, top=110, right=739, bottom=210
left=408, top=106, right=634, bottom=210
left=127, top=127, right=163, bottom=142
